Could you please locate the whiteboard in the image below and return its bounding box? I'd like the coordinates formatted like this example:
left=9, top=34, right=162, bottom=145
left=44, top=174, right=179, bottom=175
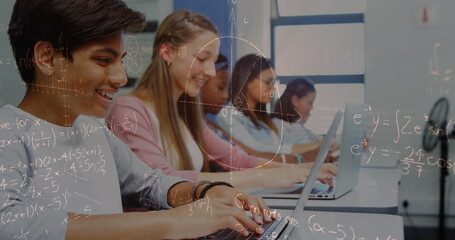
left=275, top=23, right=365, bottom=76
left=277, top=0, right=366, bottom=16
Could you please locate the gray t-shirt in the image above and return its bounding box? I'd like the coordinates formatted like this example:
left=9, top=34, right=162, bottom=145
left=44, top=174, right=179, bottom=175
left=0, top=105, right=185, bottom=239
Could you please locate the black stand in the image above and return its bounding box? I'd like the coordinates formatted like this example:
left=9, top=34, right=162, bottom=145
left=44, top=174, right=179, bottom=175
left=439, top=121, right=449, bottom=240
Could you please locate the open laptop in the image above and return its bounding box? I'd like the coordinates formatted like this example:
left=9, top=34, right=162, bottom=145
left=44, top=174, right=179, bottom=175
left=198, top=111, right=342, bottom=240
left=249, top=103, right=366, bottom=200
left=309, top=103, right=366, bottom=199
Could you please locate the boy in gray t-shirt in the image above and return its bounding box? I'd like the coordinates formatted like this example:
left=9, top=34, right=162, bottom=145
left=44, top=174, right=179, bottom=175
left=1, top=1, right=272, bottom=239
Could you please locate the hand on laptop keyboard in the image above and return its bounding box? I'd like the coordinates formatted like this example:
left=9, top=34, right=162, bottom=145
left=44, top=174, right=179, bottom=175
left=203, top=184, right=276, bottom=224
left=198, top=216, right=282, bottom=240
left=163, top=185, right=277, bottom=239
left=290, top=162, right=337, bottom=187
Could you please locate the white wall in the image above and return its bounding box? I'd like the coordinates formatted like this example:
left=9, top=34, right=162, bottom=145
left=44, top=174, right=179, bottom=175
left=235, top=0, right=271, bottom=59
left=235, top=0, right=455, bottom=218
left=365, top=0, right=455, bottom=216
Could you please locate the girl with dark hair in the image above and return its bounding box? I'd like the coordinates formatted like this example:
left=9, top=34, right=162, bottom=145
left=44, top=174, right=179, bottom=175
left=215, top=54, right=324, bottom=163
left=272, top=78, right=323, bottom=145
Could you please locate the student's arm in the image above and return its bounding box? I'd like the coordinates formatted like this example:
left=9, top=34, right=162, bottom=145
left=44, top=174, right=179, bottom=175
left=65, top=180, right=273, bottom=240
left=66, top=194, right=268, bottom=240
left=201, top=121, right=337, bottom=187
left=197, top=167, right=308, bottom=189
left=202, top=121, right=263, bottom=169
left=215, top=109, right=292, bottom=154
left=66, top=211, right=169, bottom=240
left=64, top=133, right=272, bottom=239
left=197, top=164, right=336, bottom=189
left=291, top=139, right=324, bottom=155
left=107, top=96, right=198, bottom=181
left=107, top=131, right=187, bottom=209
left=215, top=114, right=322, bottom=161
left=107, top=98, right=319, bottom=191
left=0, top=137, right=70, bottom=240
left=226, top=134, right=299, bottom=164
left=106, top=125, right=274, bottom=213
left=0, top=135, right=191, bottom=240
left=207, top=120, right=300, bottom=164
left=0, top=136, right=271, bottom=240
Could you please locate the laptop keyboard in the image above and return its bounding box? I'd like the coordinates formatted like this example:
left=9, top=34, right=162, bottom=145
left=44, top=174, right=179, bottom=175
left=197, top=218, right=282, bottom=240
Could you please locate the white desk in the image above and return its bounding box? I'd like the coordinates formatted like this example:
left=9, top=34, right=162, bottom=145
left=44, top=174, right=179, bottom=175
left=259, top=168, right=402, bottom=214
left=275, top=210, right=404, bottom=240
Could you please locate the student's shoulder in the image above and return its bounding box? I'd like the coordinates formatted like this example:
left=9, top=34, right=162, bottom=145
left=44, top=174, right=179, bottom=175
left=0, top=105, right=35, bottom=131
left=0, top=105, right=19, bottom=122
left=110, top=95, right=151, bottom=113
left=0, top=105, right=39, bottom=143
left=113, top=95, right=144, bottom=106
left=76, top=114, right=106, bottom=127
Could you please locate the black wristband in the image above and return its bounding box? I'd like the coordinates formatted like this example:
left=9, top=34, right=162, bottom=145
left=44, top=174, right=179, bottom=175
left=199, top=181, right=234, bottom=200
left=192, top=180, right=211, bottom=201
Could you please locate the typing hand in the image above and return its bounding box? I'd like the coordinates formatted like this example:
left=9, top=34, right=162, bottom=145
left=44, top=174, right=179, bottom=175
left=162, top=194, right=274, bottom=239
left=205, top=185, right=274, bottom=225
left=259, top=167, right=316, bottom=189
left=298, top=162, right=337, bottom=176
left=329, top=142, right=340, bottom=152
left=294, top=162, right=337, bottom=187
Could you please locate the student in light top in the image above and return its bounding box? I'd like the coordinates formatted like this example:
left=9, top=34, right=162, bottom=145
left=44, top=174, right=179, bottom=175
left=106, top=10, right=337, bottom=192
left=272, top=78, right=322, bottom=144
left=201, top=55, right=319, bottom=164
left=272, top=78, right=340, bottom=162
left=0, top=1, right=275, bottom=239
left=215, top=54, right=324, bottom=162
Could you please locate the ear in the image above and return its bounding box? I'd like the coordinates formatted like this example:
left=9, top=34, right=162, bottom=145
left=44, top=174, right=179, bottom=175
left=34, top=41, right=56, bottom=76
left=159, top=43, right=175, bottom=65
left=291, top=94, right=300, bottom=107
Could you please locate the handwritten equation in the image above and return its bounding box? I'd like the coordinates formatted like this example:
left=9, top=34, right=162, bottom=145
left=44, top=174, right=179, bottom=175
left=0, top=57, right=15, bottom=66
left=363, top=105, right=455, bottom=177
left=0, top=117, right=111, bottom=149
left=306, top=214, right=397, bottom=240
left=267, top=212, right=397, bottom=240
left=426, top=42, right=455, bottom=97
left=0, top=23, right=7, bottom=33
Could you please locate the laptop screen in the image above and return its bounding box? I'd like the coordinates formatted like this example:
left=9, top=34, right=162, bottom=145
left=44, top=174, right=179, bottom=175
left=278, top=111, right=343, bottom=239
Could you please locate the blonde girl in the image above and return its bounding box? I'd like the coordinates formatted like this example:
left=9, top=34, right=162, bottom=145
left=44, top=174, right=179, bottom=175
left=107, top=10, right=336, bottom=190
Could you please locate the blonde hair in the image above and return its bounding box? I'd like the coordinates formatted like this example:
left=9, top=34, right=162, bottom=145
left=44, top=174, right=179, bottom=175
left=133, top=10, right=218, bottom=171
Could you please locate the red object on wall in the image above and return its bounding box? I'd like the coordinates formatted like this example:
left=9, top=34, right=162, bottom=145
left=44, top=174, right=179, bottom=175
left=423, top=7, right=428, bottom=23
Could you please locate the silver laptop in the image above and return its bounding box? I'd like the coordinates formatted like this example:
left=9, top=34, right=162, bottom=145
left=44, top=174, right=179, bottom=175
left=250, top=103, right=366, bottom=200
left=309, top=103, right=366, bottom=200
left=198, top=111, right=342, bottom=240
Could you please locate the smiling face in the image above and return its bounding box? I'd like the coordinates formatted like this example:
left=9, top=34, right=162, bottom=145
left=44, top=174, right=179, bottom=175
left=29, top=32, right=128, bottom=125
left=60, top=32, right=127, bottom=118
left=292, top=91, right=316, bottom=123
left=246, top=67, right=276, bottom=106
left=166, top=30, right=220, bottom=98
left=200, top=68, right=229, bottom=114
